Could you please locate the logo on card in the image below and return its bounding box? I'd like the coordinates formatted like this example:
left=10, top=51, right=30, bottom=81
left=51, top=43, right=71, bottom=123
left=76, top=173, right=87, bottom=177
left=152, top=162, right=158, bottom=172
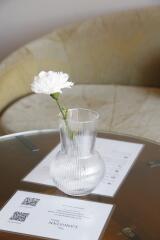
left=49, top=219, right=78, bottom=230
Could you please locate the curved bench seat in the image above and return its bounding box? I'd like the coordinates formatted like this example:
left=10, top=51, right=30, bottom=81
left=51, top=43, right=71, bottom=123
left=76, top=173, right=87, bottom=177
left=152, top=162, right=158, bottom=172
left=1, top=84, right=160, bottom=143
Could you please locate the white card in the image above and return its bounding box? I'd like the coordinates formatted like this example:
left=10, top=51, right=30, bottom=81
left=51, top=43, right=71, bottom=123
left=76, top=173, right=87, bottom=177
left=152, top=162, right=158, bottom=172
left=23, top=138, right=144, bottom=197
left=0, top=190, right=113, bottom=240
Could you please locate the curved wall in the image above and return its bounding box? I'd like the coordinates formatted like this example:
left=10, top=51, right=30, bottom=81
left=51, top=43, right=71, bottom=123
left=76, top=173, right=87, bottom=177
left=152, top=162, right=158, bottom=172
left=0, top=0, right=159, bottom=61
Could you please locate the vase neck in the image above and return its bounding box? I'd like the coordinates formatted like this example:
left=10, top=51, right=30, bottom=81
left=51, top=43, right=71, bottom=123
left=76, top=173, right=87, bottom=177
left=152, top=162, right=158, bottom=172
left=60, top=129, right=96, bottom=158
left=59, top=108, right=98, bottom=157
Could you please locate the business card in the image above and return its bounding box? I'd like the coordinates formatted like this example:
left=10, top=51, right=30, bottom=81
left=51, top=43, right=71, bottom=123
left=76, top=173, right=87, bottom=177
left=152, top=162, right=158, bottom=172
left=0, top=190, right=113, bottom=240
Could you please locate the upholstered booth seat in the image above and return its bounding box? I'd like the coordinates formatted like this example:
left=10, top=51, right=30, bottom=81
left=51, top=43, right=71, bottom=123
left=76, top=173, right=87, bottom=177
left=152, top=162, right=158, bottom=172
left=1, top=84, right=160, bottom=142
left=0, top=6, right=160, bottom=143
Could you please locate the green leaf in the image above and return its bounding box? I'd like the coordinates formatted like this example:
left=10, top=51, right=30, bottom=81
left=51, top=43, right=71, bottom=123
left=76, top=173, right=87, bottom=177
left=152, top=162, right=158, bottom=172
left=50, top=92, right=60, bottom=100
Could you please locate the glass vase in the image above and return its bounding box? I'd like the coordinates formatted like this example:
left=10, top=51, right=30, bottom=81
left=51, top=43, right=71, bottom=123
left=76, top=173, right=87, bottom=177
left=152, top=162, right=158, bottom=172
left=50, top=108, right=105, bottom=196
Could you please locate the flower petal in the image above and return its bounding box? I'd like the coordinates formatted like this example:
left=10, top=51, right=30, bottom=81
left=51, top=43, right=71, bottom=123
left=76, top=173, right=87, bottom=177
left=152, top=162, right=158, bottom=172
left=31, top=71, right=73, bottom=95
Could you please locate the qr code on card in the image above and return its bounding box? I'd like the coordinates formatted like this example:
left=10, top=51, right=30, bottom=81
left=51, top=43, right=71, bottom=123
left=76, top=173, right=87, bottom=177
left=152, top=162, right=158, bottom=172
left=10, top=211, right=29, bottom=222
left=22, top=197, right=40, bottom=207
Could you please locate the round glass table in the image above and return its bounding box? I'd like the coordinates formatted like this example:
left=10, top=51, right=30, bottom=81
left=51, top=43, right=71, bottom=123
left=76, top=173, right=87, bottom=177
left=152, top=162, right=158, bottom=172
left=0, top=130, right=160, bottom=240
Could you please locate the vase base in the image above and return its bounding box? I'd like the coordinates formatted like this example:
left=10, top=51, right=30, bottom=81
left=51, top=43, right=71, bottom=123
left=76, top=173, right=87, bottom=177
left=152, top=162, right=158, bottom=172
left=52, top=179, right=97, bottom=196
left=57, top=187, right=95, bottom=196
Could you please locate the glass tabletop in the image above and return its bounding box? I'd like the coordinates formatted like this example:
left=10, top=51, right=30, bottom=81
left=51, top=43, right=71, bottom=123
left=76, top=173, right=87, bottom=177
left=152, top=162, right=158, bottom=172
left=0, top=129, right=160, bottom=240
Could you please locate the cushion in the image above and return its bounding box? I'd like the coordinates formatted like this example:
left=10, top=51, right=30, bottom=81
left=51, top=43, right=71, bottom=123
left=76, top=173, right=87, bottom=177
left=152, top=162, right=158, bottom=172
left=0, top=84, right=160, bottom=143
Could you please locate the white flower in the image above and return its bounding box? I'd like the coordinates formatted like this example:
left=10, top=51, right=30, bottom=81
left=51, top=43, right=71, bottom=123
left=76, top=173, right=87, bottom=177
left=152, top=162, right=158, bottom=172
left=31, top=71, right=74, bottom=94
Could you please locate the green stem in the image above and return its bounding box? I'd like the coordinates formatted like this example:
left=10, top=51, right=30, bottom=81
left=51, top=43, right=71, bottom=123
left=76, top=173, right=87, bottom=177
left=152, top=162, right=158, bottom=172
left=50, top=94, right=73, bottom=139
left=55, top=99, right=66, bottom=120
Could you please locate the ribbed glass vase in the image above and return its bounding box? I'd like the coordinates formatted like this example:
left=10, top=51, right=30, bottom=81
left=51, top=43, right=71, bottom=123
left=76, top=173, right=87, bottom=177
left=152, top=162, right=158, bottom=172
left=50, top=108, right=105, bottom=196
